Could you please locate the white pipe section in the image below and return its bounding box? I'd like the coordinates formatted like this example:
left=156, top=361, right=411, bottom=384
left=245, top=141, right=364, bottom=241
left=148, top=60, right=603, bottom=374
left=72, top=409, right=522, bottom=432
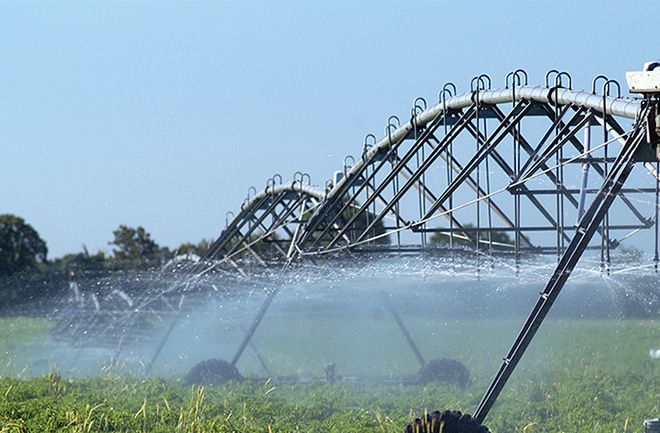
left=241, top=182, right=327, bottom=212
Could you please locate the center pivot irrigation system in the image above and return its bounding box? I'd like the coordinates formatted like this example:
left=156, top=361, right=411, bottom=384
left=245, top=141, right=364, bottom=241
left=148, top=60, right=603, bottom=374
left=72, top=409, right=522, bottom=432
left=56, top=63, right=660, bottom=427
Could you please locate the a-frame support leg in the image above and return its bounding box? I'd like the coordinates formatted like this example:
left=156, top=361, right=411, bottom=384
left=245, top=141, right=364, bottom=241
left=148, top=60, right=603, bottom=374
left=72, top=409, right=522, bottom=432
left=474, top=113, right=648, bottom=423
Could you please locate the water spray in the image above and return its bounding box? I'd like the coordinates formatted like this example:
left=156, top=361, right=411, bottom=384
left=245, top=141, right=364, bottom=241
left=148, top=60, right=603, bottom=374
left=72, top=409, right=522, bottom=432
left=34, top=64, right=660, bottom=432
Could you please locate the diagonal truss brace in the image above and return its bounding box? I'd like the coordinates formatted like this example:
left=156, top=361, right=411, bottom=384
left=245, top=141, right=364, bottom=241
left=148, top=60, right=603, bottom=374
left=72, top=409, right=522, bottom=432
left=325, top=106, right=480, bottom=249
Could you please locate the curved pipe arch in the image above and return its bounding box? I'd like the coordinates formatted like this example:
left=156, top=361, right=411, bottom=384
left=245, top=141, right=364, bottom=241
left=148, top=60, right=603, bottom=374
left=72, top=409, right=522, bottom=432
left=216, top=74, right=646, bottom=269
left=328, top=84, right=641, bottom=200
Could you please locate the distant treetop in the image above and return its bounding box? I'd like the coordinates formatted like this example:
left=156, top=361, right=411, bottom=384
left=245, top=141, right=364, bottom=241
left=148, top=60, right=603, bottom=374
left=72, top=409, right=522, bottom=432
left=0, top=214, right=47, bottom=276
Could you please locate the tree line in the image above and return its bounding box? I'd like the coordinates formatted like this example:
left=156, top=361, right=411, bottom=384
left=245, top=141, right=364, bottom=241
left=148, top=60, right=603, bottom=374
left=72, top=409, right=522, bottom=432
left=0, top=214, right=209, bottom=314
left=0, top=213, right=515, bottom=283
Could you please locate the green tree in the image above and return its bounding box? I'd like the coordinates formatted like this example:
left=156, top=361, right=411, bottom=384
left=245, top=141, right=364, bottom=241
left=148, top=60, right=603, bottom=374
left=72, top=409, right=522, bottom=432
left=303, top=200, right=390, bottom=248
left=0, top=214, right=47, bottom=276
left=53, top=246, right=108, bottom=276
left=615, top=244, right=644, bottom=263
left=175, top=239, right=211, bottom=257
left=110, top=225, right=170, bottom=270
left=222, top=231, right=281, bottom=260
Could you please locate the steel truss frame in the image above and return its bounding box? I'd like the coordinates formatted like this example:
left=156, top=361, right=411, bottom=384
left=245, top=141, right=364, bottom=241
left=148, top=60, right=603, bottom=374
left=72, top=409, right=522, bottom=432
left=199, top=180, right=328, bottom=268
left=212, top=77, right=656, bottom=271
left=200, top=74, right=660, bottom=421
left=57, top=73, right=660, bottom=425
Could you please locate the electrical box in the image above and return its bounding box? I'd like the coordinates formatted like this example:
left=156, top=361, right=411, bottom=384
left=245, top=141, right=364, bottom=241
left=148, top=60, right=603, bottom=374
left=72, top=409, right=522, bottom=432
left=626, top=61, right=660, bottom=94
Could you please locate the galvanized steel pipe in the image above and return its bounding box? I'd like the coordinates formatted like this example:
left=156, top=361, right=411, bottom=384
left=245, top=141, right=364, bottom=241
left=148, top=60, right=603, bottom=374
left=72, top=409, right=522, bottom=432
left=331, top=86, right=642, bottom=199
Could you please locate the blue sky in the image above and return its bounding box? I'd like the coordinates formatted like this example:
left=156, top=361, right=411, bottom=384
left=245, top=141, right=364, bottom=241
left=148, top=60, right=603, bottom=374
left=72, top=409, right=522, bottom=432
left=1, top=0, right=658, bottom=259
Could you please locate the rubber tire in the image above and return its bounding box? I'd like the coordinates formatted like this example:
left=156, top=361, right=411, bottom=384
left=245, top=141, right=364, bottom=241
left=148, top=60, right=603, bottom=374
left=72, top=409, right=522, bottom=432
left=414, top=358, right=471, bottom=388
left=185, top=358, right=243, bottom=386
left=404, top=410, right=490, bottom=433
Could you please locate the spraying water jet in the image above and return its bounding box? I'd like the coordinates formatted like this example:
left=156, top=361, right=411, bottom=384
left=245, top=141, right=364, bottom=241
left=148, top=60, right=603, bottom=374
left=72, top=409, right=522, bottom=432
left=32, top=66, right=660, bottom=432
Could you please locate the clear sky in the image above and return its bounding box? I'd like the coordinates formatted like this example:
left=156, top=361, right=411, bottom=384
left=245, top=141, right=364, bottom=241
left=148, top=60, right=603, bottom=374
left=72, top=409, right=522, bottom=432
left=1, top=0, right=658, bottom=259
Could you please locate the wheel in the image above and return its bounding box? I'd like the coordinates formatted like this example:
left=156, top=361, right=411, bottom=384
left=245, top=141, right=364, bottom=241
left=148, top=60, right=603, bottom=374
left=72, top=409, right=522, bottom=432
left=414, top=358, right=471, bottom=388
left=405, top=410, right=489, bottom=433
left=185, top=358, right=243, bottom=386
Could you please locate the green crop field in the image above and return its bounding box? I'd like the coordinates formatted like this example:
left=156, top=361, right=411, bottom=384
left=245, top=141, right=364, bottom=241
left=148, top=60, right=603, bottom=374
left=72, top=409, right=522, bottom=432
left=2, top=317, right=660, bottom=432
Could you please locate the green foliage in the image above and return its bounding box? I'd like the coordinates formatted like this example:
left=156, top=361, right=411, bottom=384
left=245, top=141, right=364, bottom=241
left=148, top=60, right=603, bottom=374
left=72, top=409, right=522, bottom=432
left=0, top=268, right=67, bottom=315
left=3, top=319, right=660, bottom=432
left=109, top=225, right=171, bottom=270
left=227, top=232, right=282, bottom=257
left=1, top=365, right=658, bottom=432
left=175, top=239, right=212, bottom=258
left=51, top=247, right=108, bottom=276
left=0, top=214, right=47, bottom=276
left=615, top=244, right=644, bottom=263
left=0, top=215, right=57, bottom=313
left=305, top=201, right=391, bottom=249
